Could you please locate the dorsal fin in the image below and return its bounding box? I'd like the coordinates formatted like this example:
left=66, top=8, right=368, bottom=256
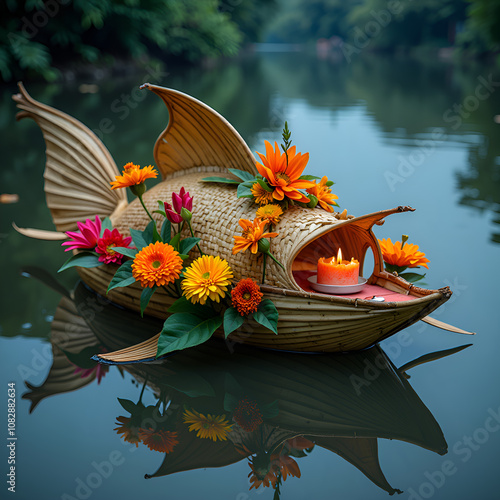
left=141, top=84, right=257, bottom=178
left=13, top=83, right=128, bottom=232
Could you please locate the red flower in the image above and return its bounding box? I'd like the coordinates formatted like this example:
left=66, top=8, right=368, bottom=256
left=95, top=228, right=133, bottom=265
left=164, top=187, right=193, bottom=224
left=62, top=216, right=102, bottom=251
left=233, top=398, right=263, bottom=432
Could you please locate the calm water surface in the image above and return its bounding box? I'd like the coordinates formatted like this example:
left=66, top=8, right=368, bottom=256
left=1, top=52, right=499, bottom=500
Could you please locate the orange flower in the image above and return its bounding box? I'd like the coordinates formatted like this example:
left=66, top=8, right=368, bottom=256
left=256, top=204, right=283, bottom=226
left=251, top=182, right=274, bottom=205
left=255, top=141, right=314, bottom=203
left=110, top=162, right=158, bottom=190
left=306, top=176, right=339, bottom=212
left=114, top=416, right=141, bottom=447
left=378, top=238, right=430, bottom=269
left=233, top=218, right=278, bottom=255
left=248, top=453, right=300, bottom=490
left=231, top=278, right=263, bottom=316
left=138, top=427, right=179, bottom=453
left=132, top=241, right=183, bottom=288
left=233, top=397, right=263, bottom=432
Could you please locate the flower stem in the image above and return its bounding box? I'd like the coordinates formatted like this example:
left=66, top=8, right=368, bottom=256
left=188, top=221, right=204, bottom=256
left=267, top=251, right=285, bottom=270
left=138, top=194, right=155, bottom=223
left=138, top=376, right=148, bottom=403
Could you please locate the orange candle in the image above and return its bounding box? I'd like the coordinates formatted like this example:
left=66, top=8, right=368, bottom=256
left=317, top=248, right=359, bottom=285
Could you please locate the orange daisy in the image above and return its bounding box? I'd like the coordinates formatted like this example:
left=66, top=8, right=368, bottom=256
left=306, top=176, right=339, bottom=212
left=110, top=162, right=158, bottom=190
left=114, top=416, right=141, bottom=447
left=132, top=241, right=183, bottom=288
left=231, top=278, right=263, bottom=316
left=232, top=218, right=278, bottom=255
left=378, top=238, right=430, bottom=269
left=138, top=427, right=179, bottom=453
left=256, top=204, right=283, bottom=226
left=255, top=141, right=314, bottom=203
left=251, top=182, right=274, bottom=205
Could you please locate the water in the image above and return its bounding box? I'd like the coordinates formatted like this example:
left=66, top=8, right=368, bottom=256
left=1, top=52, right=499, bottom=500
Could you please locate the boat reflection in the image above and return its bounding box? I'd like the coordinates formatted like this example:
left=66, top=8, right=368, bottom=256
left=22, top=277, right=471, bottom=496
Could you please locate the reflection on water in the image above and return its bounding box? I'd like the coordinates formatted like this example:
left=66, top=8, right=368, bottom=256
left=21, top=276, right=473, bottom=496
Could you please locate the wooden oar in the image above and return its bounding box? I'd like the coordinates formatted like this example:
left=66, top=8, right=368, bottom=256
left=421, top=316, right=475, bottom=335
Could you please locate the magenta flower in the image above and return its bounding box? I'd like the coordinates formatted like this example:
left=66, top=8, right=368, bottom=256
left=164, top=187, right=193, bottom=224
left=95, top=228, right=133, bottom=265
left=73, top=364, right=109, bottom=384
left=62, top=216, right=102, bottom=252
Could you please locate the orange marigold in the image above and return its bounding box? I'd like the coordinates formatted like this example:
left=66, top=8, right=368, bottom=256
left=132, top=241, right=183, bottom=288
left=251, top=182, right=274, bottom=205
left=110, top=162, right=158, bottom=190
left=138, top=427, right=178, bottom=453
left=306, top=176, right=339, bottom=212
left=233, top=218, right=278, bottom=255
left=256, top=204, right=283, bottom=226
left=114, top=416, right=141, bottom=447
left=255, top=140, right=314, bottom=203
left=231, top=278, right=263, bottom=316
left=378, top=238, right=430, bottom=269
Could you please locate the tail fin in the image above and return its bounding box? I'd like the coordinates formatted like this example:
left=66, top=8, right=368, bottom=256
left=13, top=82, right=127, bottom=232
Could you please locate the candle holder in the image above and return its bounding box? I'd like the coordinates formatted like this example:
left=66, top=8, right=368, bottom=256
left=307, top=275, right=368, bottom=295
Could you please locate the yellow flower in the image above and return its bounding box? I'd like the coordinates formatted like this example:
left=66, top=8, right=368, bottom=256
left=183, top=408, right=232, bottom=441
left=251, top=182, right=274, bottom=205
left=132, top=241, right=183, bottom=288
left=110, top=162, right=158, bottom=190
left=232, top=218, right=278, bottom=255
left=255, top=141, right=314, bottom=203
left=378, top=238, right=430, bottom=269
left=181, top=255, right=233, bottom=305
left=256, top=204, right=283, bottom=226
left=306, top=176, right=339, bottom=212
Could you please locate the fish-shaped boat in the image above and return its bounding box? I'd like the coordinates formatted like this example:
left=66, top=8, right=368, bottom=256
left=12, top=83, right=470, bottom=353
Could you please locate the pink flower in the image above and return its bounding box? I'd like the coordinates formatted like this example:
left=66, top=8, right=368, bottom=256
left=164, top=187, right=193, bottom=224
left=62, top=216, right=102, bottom=252
left=95, top=228, right=133, bottom=265
left=73, top=365, right=108, bottom=384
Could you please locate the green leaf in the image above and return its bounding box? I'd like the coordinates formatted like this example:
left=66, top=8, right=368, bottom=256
left=130, top=228, right=148, bottom=250
left=156, top=200, right=166, bottom=216
left=179, top=237, right=200, bottom=255
left=256, top=178, right=273, bottom=192
left=169, top=233, right=181, bottom=251
left=58, top=252, right=101, bottom=273
left=223, top=392, right=239, bottom=412
left=237, top=183, right=254, bottom=199
left=163, top=371, right=215, bottom=398
left=100, top=217, right=113, bottom=236
left=167, top=296, right=215, bottom=319
left=156, top=313, right=223, bottom=357
left=384, top=263, right=408, bottom=274
left=107, top=261, right=135, bottom=293
left=140, top=286, right=156, bottom=317
left=399, top=272, right=426, bottom=283
left=251, top=299, right=279, bottom=334
left=60, top=345, right=101, bottom=369
left=224, top=373, right=244, bottom=396
left=160, top=219, right=171, bottom=243
left=202, top=176, right=240, bottom=184
left=298, top=175, right=321, bottom=181
left=143, top=220, right=160, bottom=244
left=228, top=168, right=255, bottom=182
left=223, top=307, right=245, bottom=338
left=113, top=247, right=137, bottom=259
left=260, top=400, right=280, bottom=419
left=117, top=398, right=140, bottom=415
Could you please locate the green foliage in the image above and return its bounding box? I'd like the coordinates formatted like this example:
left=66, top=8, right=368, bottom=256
left=251, top=298, right=279, bottom=334
left=58, top=251, right=102, bottom=272
left=107, top=261, right=135, bottom=292
left=223, top=307, right=245, bottom=337
left=1, top=0, right=277, bottom=82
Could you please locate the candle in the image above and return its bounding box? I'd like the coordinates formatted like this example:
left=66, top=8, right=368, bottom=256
left=317, top=248, right=360, bottom=285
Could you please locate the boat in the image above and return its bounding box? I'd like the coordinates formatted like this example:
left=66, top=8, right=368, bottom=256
left=12, top=83, right=473, bottom=354
left=21, top=274, right=471, bottom=495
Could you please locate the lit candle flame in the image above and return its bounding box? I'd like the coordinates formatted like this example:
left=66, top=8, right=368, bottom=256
left=337, top=248, right=342, bottom=265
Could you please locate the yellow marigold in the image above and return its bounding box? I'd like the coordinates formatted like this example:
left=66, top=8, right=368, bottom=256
left=306, top=176, right=339, bottom=212
left=132, top=241, right=183, bottom=288
left=378, top=238, right=430, bottom=269
left=251, top=182, right=274, bottom=205
left=256, top=204, right=283, bottom=226
left=181, top=255, right=233, bottom=305
left=183, top=408, right=232, bottom=442
left=138, top=427, right=178, bottom=453
left=110, top=162, right=158, bottom=190
left=231, top=278, right=263, bottom=316
left=232, top=218, right=278, bottom=255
